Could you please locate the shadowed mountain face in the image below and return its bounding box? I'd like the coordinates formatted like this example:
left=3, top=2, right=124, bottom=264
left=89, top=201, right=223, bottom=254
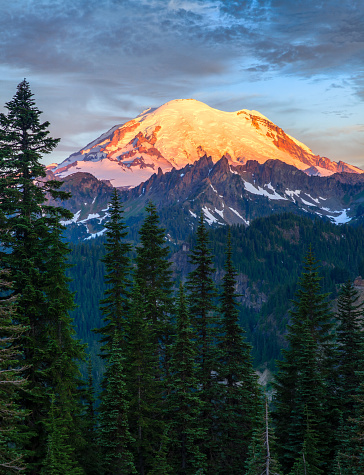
left=50, top=99, right=362, bottom=188
left=52, top=155, right=364, bottom=242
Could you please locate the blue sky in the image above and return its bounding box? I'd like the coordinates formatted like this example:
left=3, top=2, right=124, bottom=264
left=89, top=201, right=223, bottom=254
left=0, top=0, right=363, bottom=167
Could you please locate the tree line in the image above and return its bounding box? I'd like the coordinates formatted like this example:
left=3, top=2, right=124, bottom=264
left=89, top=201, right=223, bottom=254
left=0, top=80, right=363, bottom=474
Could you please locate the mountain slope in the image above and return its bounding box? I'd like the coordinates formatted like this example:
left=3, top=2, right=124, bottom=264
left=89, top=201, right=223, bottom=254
left=52, top=99, right=362, bottom=187
left=54, top=155, right=364, bottom=242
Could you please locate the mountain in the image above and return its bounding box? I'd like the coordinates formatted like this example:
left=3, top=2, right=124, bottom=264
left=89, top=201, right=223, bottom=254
left=52, top=154, right=364, bottom=242
left=52, top=99, right=362, bottom=188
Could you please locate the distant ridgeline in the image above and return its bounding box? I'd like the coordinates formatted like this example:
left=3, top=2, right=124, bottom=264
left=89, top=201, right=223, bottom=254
left=68, top=211, right=364, bottom=378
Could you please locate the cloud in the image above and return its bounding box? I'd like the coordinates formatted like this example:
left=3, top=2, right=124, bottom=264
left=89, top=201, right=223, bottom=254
left=0, top=0, right=362, bottom=167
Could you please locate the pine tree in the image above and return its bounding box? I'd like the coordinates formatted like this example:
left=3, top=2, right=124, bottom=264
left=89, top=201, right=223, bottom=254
left=166, top=283, right=207, bottom=474
left=134, top=201, right=174, bottom=377
left=78, top=358, right=102, bottom=475
left=335, top=281, right=364, bottom=422
left=98, top=332, right=136, bottom=475
left=272, top=249, right=335, bottom=473
left=41, top=396, right=84, bottom=475
left=288, top=407, right=323, bottom=475
left=94, top=188, right=132, bottom=357
left=333, top=380, right=364, bottom=475
left=245, top=398, right=282, bottom=475
left=0, top=269, right=28, bottom=473
left=0, top=80, right=85, bottom=471
left=125, top=282, right=163, bottom=475
left=186, top=213, right=220, bottom=469
left=217, top=230, right=260, bottom=472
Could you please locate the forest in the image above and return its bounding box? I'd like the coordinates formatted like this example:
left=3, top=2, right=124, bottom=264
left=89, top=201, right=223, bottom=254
left=0, top=80, right=363, bottom=474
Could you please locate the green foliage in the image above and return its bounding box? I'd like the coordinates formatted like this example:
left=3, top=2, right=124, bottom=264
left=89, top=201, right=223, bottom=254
left=245, top=398, right=282, bottom=475
left=95, top=188, right=132, bottom=358
left=186, top=214, right=221, bottom=470
left=216, top=230, right=260, bottom=472
left=77, top=358, right=102, bottom=474
left=125, top=282, right=163, bottom=474
left=273, top=249, right=335, bottom=473
left=135, top=201, right=174, bottom=366
left=0, top=80, right=85, bottom=471
left=98, top=333, right=136, bottom=475
left=41, top=396, right=84, bottom=475
left=166, top=283, right=207, bottom=474
left=335, top=281, right=364, bottom=422
left=0, top=270, right=28, bottom=473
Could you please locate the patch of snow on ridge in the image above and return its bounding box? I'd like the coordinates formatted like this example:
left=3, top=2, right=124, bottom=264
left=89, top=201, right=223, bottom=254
left=285, top=189, right=301, bottom=201
left=329, top=209, right=351, bottom=225
left=202, top=206, right=218, bottom=225
left=229, top=207, right=249, bottom=225
left=85, top=228, right=107, bottom=240
left=189, top=210, right=197, bottom=218
left=215, top=208, right=224, bottom=219
left=60, top=210, right=81, bottom=226
left=244, top=181, right=286, bottom=200
left=79, top=213, right=100, bottom=223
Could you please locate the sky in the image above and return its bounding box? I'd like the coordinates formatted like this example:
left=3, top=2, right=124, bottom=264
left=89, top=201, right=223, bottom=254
left=0, top=0, right=363, bottom=168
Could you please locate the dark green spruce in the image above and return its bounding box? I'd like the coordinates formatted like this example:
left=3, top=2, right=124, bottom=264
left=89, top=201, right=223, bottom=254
left=216, top=230, right=260, bottom=473
left=186, top=213, right=220, bottom=470
left=41, top=396, right=83, bottom=475
left=98, top=333, right=136, bottom=475
left=166, top=283, right=207, bottom=474
left=125, top=281, right=164, bottom=475
left=0, top=269, right=28, bottom=473
left=0, top=80, right=85, bottom=472
left=335, top=280, right=364, bottom=422
left=272, top=249, right=335, bottom=474
left=134, top=201, right=174, bottom=376
left=94, top=188, right=132, bottom=357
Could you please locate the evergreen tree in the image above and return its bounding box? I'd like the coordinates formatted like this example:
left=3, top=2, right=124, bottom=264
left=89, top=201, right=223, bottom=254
left=125, top=281, right=163, bottom=475
left=41, top=396, right=84, bottom=475
left=217, top=230, right=260, bottom=472
left=288, top=407, right=323, bottom=475
left=94, top=188, right=132, bottom=357
left=166, top=283, right=207, bottom=474
left=272, top=249, right=335, bottom=473
left=0, top=269, right=28, bottom=473
left=245, top=398, right=282, bottom=475
left=335, top=281, right=364, bottom=422
left=98, top=332, right=136, bottom=475
left=0, top=80, right=85, bottom=471
left=78, top=358, right=102, bottom=475
left=333, top=380, right=364, bottom=475
left=134, top=201, right=174, bottom=377
left=186, top=213, right=220, bottom=469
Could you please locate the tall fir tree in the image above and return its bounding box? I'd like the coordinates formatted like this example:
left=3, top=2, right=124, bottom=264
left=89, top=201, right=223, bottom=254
left=272, top=249, right=335, bottom=473
left=335, top=280, right=364, bottom=422
left=94, top=188, right=132, bottom=358
left=98, top=332, right=136, bottom=475
left=0, top=80, right=85, bottom=472
left=166, top=283, right=207, bottom=474
left=134, top=201, right=174, bottom=377
left=186, top=213, right=220, bottom=470
left=0, top=269, right=28, bottom=473
left=125, top=281, right=164, bottom=475
left=216, top=230, right=260, bottom=473
left=333, top=378, right=364, bottom=474
left=41, top=395, right=84, bottom=475
left=78, top=358, right=102, bottom=475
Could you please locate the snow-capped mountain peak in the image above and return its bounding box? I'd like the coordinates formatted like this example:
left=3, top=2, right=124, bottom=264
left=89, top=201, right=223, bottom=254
left=53, top=99, right=362, bottom=187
